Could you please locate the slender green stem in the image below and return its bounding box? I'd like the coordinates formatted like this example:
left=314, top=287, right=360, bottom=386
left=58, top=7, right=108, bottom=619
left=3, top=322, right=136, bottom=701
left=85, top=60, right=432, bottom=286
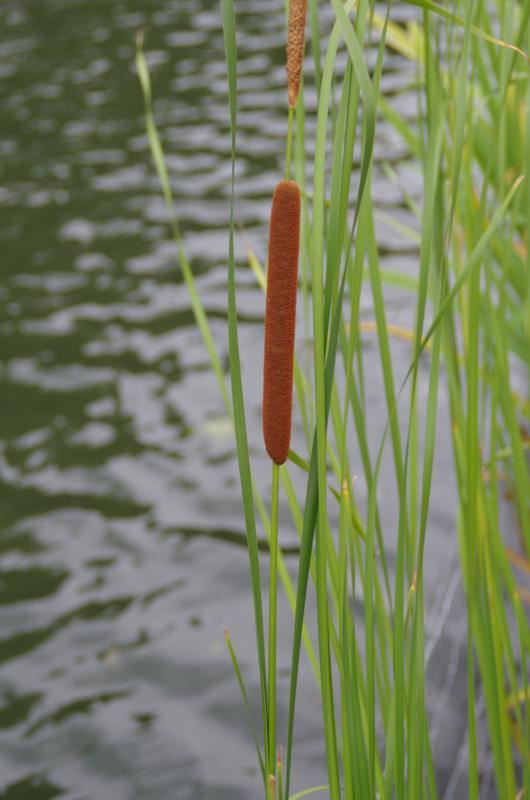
left=285, top=106, right=294, bottom=181
left=268, top=461, right=281, bottom=783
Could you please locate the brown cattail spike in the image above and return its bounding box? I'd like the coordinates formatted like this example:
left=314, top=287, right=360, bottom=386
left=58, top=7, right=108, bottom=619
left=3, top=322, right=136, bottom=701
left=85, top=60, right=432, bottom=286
left=287, top=0, right=308, bottom=108
left=263, top=180, right=301, bottom=465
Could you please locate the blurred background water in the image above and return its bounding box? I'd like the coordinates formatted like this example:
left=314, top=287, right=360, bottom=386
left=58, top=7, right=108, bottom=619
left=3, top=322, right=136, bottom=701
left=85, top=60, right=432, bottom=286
left=0, top=1, right=509, bottom=797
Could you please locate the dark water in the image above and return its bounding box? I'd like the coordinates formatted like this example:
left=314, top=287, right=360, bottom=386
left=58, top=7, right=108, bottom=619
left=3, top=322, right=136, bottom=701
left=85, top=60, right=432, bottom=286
left=0, top=1, right=502, bottom=798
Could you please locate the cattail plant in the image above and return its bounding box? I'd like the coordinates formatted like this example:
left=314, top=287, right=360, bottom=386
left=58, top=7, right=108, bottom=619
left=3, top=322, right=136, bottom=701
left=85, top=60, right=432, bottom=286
left=260, top=4, right=305, bottom=787
left=263, top=179, right=301, bottom=465
left=286, top=0, right=308, bottom=108
left=262, top=178, right=301, bottom=794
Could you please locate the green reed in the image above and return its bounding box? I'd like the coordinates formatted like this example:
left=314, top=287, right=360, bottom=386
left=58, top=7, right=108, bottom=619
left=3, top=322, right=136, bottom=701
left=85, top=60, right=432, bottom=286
left=137, top=0, right=530, bottom=796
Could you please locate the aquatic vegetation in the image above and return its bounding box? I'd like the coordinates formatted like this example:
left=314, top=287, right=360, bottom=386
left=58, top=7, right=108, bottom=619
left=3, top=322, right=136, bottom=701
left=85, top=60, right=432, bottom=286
left=263, top=180, right=301, bottom=467
left=138, top=0, right=530, bottom=797
left=263, top=178, right=302, bottom=789
left=286, top=0, right=308, bottom=108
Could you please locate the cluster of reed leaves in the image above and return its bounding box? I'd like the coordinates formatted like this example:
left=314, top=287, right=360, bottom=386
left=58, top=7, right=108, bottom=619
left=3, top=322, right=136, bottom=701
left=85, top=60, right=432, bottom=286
left=137, top=0, right=530, bottom=796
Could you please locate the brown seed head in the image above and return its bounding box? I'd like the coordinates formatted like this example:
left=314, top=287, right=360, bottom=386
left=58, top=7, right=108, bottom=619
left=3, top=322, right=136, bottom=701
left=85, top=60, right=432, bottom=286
left=262, top=180, right=301, bottom=465
left=286, top=0, right=308, bottom=108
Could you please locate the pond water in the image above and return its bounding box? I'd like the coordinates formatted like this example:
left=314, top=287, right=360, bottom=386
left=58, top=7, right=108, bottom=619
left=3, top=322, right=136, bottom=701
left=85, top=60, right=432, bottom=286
left=0, top=1, right=504, bottom=798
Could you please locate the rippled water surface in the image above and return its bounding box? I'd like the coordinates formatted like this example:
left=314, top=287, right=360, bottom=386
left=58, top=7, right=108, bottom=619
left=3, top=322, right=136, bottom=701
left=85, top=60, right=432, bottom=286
left=0, top=1, right=503, bottom=798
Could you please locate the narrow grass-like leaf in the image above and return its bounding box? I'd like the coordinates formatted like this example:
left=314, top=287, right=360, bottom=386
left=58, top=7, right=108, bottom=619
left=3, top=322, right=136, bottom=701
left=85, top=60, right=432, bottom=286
left=220, top=0, right=269, bottom=773
left=402, top=0, right=530, bottom=63
left=224, top=627, right=266, bottom=782
left=136, top=37, right=230, bottom=412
